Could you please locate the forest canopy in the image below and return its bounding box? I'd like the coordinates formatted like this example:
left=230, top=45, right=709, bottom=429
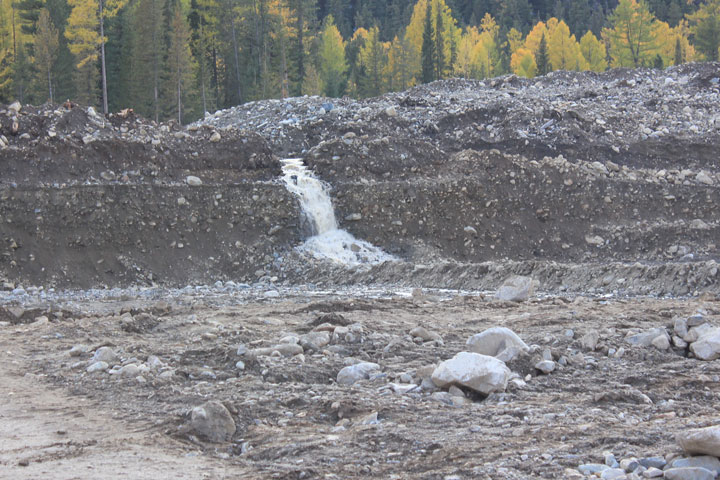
left=1, top=0, right=719, bottom=123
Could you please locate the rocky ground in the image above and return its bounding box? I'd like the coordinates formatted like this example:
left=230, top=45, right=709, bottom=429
left=1, top=63, right=720, bottom=478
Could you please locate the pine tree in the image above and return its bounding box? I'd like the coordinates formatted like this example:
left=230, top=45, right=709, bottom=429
left=358, top=25, right=387, bottom=97
left=317, top=15, right=347, bottom=97
left=653, top=53, right=663, bottom=68
left=12, top=41, right=32, bottom=102
left=421, top=1, right=434, bottom=83
left=579, top=30, right=607, bottom=72
left=688, top=0, right=720, bottom=61
left=535, top=33, right=549, bottom=75
left=33, top=9, right=59, bottom=102
left=166, top=4, right=196, bottom=124
left=674, top=35, right=683, bottom=65
left=285, top=0, right=317, bottom=96
left=45, top=0, right=77, bottom=104
left=434, top=7, right=444, bottom=79
left=129, top=0, right=165, bottom=121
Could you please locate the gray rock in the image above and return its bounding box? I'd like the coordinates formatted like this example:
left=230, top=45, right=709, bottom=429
left=690, top=328, right=720, bottom=360
left=600, top=468, right=626, bottom=479
left=675, top=317, right=689, bottom=338
left=686, top=324, right=717, bottom=343
left=8, top=101, right=21, bottom=113
left=69, top=345, right=88, bottom=357
left=643, top=467, right=664, bottom=478
left=247, top=343, right=304, bottom=358
left=209, top=131, right=221, bottom=142
left=625, top=328, right=669, bottom=348
left=92, top=346, right=120, bottom=365
left=337, top=362, right=381, bottom=385
left=663, top=467, right=716, bottom=480
left=190, top=401, right=236, bottom=443
left=621, top=458, right=640, bottom=472
left=410, top=326, right=443, bottom=342
left=186, top=175, right=203, bottom=186
left=431, top=352, right=510, bottom=395
left=651, top=334, right=671, bottom=350
left=671, top=456, right=720, bottom=474
left=677, top=426, right=720, bottom=457
left=535, top=360, right=556, bottom=374
left=696, top=171, right=714, bottom=185
left=495, top=275, right=535, bottom=302
left=638, top=457, right=666, bottom=469
left=578, top=464, right=610, bottom=475
left=86, top=361, right=109, bottom=373
left=117, top=364, right=140, bottom=377
left=581, top=330, right=600, bottom=350
left=466, top=326, right=528, bottom=362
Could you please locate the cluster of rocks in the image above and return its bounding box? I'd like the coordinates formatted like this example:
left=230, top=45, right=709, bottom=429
left=73, top=344, right=174, bottom=383
left=573, top=425, right=720, bottom=479
left=624, top=312, right=720, bottom=360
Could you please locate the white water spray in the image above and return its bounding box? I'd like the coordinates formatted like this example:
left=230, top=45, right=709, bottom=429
left=281, top=158, right=395, bottom=265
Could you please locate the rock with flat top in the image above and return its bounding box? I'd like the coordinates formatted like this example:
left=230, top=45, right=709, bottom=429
left=466, top=327, right=528, bottom=362
left=495, top=275, right=534, bottom=302
left=431, top=352, right=510, bottom=395
left=677, top=426, right=720, bottom=457
left=190, top=401, right=236, bottom=443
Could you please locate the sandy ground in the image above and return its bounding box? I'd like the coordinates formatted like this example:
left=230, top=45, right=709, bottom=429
left=1, top=289, right=719, bottom=479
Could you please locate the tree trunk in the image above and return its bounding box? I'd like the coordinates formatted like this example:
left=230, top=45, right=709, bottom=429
left=100, top=0, right=109, bottom=114
left=231, top=16, right=242, bottom=104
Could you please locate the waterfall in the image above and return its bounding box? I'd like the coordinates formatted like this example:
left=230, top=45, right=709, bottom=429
left=281, top=158, right=395, bottom=265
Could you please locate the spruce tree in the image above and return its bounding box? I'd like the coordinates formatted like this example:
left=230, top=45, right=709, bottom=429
left=421, top=2, right=434, bottom=83
left=434, top=7, right=444, bottom=80
left=674, top=36, right=683, bottom=65
left=535, top=32, right=549, bottom=76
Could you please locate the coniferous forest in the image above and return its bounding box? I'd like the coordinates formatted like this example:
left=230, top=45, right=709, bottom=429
left=1, top=0, right=719, bottom=123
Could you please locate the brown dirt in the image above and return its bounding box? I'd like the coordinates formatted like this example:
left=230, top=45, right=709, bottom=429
left=1, top=291, right=719, bottom=478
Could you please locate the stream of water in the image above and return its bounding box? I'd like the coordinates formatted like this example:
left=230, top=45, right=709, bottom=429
left=281, top=158, right=395, bottom=265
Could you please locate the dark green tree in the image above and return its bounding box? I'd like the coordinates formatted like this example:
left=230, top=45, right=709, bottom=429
left=535, top=32, right=549, bottom=75
left=434, top=7, right=445, bottom=79
left=421, top=1, right=434, bottom=83
left=674, top=36, right=683, bottom=65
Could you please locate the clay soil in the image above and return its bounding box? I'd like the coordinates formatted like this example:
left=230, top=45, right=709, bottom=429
left=2, top=289, right=719, bottom=479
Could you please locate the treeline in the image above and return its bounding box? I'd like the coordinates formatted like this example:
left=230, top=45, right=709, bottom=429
left=1, top=0, right=719, bottom=124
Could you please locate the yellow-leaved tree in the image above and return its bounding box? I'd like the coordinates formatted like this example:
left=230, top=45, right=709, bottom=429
left=317, top=15, right=347, bottom=98
left=547, top=19, right=582, bottom=71
left=511, top=48, right=537, bottom=77
left=604, top=0, right=661, bottom=67
left=66, top=0, right=127, bottom=112
left=579, top=31, right=608, bottom=72
left=404, top=0, right=461, bottom=84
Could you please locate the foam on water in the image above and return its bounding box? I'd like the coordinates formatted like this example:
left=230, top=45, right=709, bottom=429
left=281, top=158, right=395, bottom=265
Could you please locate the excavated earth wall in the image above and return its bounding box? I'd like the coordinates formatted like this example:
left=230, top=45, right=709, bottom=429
left=1, top=63, right=720, bottom=294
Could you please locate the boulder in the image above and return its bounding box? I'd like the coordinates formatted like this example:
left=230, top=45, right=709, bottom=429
left=466, top=327, right=528, bottom=362
left=337, top=362, right=381, bottom=385
left=495, top=275, right=534, bottom=302
left=431, top=352, right=510, bottom=395
left=677, top=426, right=720, bottom=457
left=625, top=328, right=669, bottom=347
left=664, top=467, right=715, bottom=480
left=190, top=401, right=236, bottom=443
left=690, top=328, right=720, bottom=361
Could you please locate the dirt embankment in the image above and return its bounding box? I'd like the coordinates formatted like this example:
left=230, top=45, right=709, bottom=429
left=1, top=63, right=720, bottom=291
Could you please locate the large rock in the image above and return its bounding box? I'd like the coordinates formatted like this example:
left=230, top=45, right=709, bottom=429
left=495, top=275, right=535, bottom=302
left=92, top=346, right=120, bottom=365
left=671, top=456, right=720, bottom=475
left=677, top=426, right=720, bottom=457
left=466, top=327, right=528, bottom=362
left=431, top=352, right=510, bottom=395
left=625, top=328, right=669, bottom=348
left=690, top=328, right=720, bottom=361
left=190, top=401, right=236, bottom=443
left=337, top=362, right=381, bottom=385
left=664, top=467, right=716, bottom=480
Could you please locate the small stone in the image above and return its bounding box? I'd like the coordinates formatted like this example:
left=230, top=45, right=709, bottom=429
left=190, top=401, right=236, bottom=443
left=621, top=458, right=640, bottom=472
left=186, top=175, right=203, bottom=186
left=345, top=213, right=362, bottom=221
left=578, top=464, right=610, bottom=475
left=642, top=467, right=664, bottom=478
left=663, top=467, right=715, bottom=480
left=384, top=106, right=398, bottom=117
left=677, top=426, right=720, bottom=457
left=651, top=334, right=671, bottom=350
left=235, top=360, right=246, bottom=371
left=581, top=330, right=600, bottom=350
left=118, top=364, right=140, bottom=377
left=8, top=101, right=21, bottom=113
left=431, top=352, right=510, bottom=395
left=92, top=346, right=120, bottom=365
left=696, top=171, right=714, bottom=185
left=68, top=345, right=87, bottom=357
left=337, top=362, right=380, bottom=385
left=601, top=468, right=626, bottom=480
left=625, top=328, right=669, bottom=348
left=605, top=453, right=620, bottom=468
left=86, top=361, right=109, bottom=373
left=409, top=326, right=442, bottom=342
left=534, top=360, right=555, bottom=374
left=209, top=132, right=221, bottom=142
left=638, top=457, right=666, bottom=470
